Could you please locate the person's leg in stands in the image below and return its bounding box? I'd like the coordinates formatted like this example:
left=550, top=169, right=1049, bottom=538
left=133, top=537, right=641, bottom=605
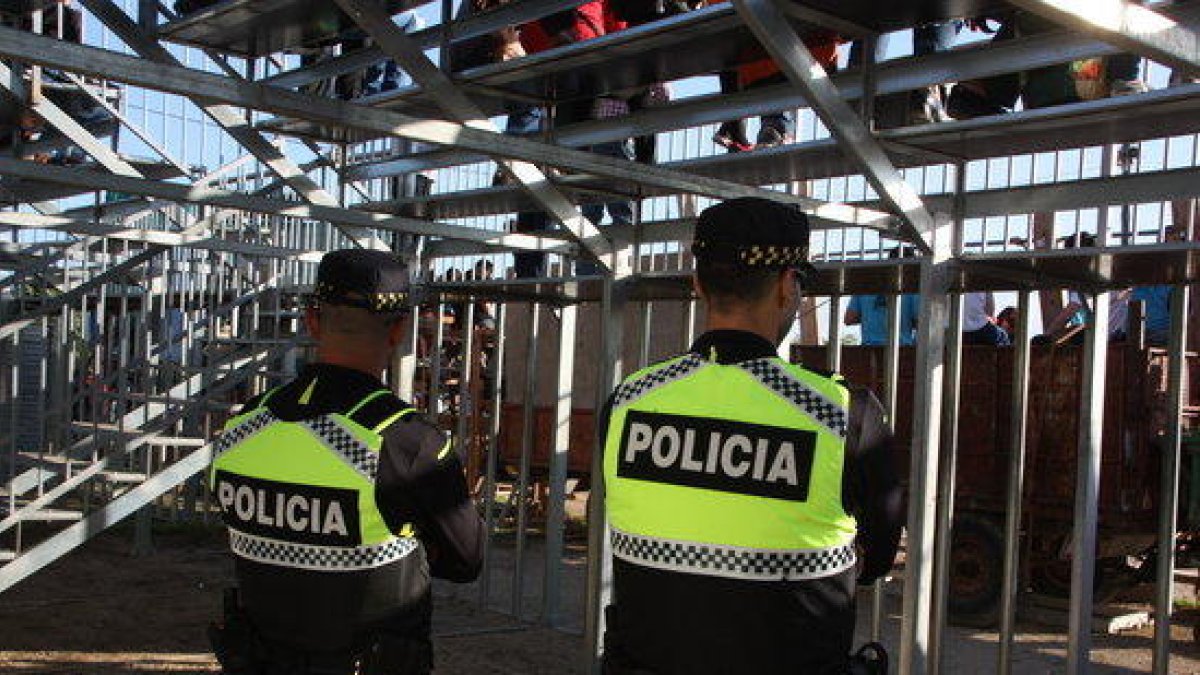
left=714, top=71, right=752, bottom=152
left=910, top=22, right=960, bottom=122
left=751, top=74, right=793, bottom=147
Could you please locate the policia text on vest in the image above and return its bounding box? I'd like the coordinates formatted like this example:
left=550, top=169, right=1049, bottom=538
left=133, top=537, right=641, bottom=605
left=214, top=471, right=357, bottom=546
left=619, top=411, right=816, bottom=501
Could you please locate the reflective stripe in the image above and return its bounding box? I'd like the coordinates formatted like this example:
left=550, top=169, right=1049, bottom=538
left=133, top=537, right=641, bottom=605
left=303, top=417, right=379, bottom=481
left=214, top=410, right=275, bottom=460
left=373, top=407, right=415, bottom=433
left=737, top=359, right=848, bottom=438
left=610, top=528, right=856, bottom=581
left=610, top=355, right=707, bottom=410
left=229, top=529, right=417, bottom=572
left=347, top=389, right=390, bottom=417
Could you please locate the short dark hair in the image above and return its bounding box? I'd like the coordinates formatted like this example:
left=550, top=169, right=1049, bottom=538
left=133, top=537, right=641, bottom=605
left=695, top=259, right=781, bottom=310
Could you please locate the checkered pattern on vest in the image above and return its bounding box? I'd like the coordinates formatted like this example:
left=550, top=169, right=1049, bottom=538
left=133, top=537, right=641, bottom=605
left=737, top=359, right=847, bottom=438
left=214, top=409, right=275, bottom=459
left=229, top=529, right=417, bottom=572
left=304, top=416, right=380, bottom=481
left=610, top=355, right=707, bottom=409
left=611, top=528, right=855, bottom=581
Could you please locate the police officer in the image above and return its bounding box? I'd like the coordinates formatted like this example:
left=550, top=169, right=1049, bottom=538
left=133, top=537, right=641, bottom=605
left=209, top=249, right=484, bottom=674
left=600, top=198, right=903, bottom=674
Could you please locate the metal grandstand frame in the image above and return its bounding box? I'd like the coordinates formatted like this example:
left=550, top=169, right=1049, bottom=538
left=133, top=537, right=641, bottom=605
left=1, top=1, right=1199, bottom=674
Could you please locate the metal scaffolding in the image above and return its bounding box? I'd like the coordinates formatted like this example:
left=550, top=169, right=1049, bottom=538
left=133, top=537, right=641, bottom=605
left=1, top=0, right=1200, bottom=673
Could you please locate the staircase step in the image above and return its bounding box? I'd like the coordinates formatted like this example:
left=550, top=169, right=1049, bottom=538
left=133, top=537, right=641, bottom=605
left=100, top=471, right=145, bottom=484
left=0, top=550, right=14, bottom=562
left=19, top=508, right=83, bottom=523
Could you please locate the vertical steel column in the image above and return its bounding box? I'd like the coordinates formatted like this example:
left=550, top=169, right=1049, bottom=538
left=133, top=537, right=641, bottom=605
left=393, top=301, right=420, bottom=402
left=929, top=292, right=964, bottom=674
left=900, top=214, right=953, bottom=675
left=873, top=288, right=903, bottom=640
left=544, top=300, right=578, bottom=627
left=586, top=277, right=628, bottom=672
left=999, top=290, right=1034, bottom=673
left=480, top=302, right=508, bottom=607
left=513, top=301, right=541, bottom=619
left=1152, top=285, right=1191, bottom=674
left=455, top=302, right=476, bottom=478
left=828, top=294, right=842, bottom=372
left=1067, top=290, right=1110, bottom=674
left=639, top=302, right=653, bottom=369
left=430, top=301, right=446, bottom=416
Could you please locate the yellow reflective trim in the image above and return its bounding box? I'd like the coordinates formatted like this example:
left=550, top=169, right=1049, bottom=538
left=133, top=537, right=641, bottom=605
left=298, top=378, right=318, bottom=405
left=373, top=407, right=416, bottom=433
left=436, top=438, right=453, bottom=461
left=346, top=389, right=390, bottom=417
left=399, top=523, right=415, bottom=537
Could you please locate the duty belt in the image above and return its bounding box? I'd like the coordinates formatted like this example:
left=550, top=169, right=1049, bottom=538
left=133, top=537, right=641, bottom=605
left=611, top=528, right=855, bottom=581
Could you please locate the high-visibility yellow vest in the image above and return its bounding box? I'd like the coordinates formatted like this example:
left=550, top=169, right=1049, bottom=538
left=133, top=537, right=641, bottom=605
left=210, top=389, right=417, bottom=572
left=603, top=354, right=857, bottom=581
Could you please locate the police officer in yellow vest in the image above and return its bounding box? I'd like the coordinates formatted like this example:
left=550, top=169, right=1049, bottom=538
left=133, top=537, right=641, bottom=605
left=600, top=198, right=903, bottom=674
left=209, top=249, right=483, bottom=674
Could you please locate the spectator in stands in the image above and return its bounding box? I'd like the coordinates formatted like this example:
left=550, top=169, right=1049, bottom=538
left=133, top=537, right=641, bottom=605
left=996, top=305, right=1018, bottom=341
left=963, top=291, right=1009, bottom=345
left=947, top=12, right=1149, bottom=120
left=511, top=0, right=634, bottom=277
left=844, top=293, right=919, bottom=346
left=713, top=29, right=841, bottom=152
left=1132, top=285, right=1173, bottom=347
left=849, top=22, right=961, bottom=128
left=362, top=10, right=425, bottom=95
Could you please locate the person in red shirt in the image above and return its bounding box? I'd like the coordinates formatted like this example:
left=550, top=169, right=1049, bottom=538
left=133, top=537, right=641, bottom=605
left=714, top=28, right=842, bottom=152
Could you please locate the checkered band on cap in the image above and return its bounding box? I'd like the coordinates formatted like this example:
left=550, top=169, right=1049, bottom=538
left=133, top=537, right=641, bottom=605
left=304, top=416, right=379, bottom=481
left=313, top=282, right=409, bottom=313
left=611, top=529, right=855, bottom=581
left=214, top=410, right=276, bottom=460
left=737, top=359, right=847, bottom=438
left=229, top=529, right=417, bottom=572
left=610, top=355, right=708, bottom=410
left=692, top=241, right=809, bottom=268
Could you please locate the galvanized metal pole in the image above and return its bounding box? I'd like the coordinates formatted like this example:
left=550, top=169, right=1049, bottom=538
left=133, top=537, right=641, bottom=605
left=586, top=276, right=628, bottom=672
left=999, top=290, right=1034, bottom=674
left=873, top=288, right=903, bottom=641
left=828, top=294, right=842, bottom=372
left=1067, top=290, right=1110, bottom=674
left=1153, top=284, right=1190, bottom=674
left=930, top=292, right=964, bottom=674
left=926, top=290, right=964, bottom=672
left=900, top=214, right=953, bottom=675
left=479, top=302, right=507, bottom=608
left=513, top=301, right=540, bottom=619
left=544, top=300, right=578, bottom=627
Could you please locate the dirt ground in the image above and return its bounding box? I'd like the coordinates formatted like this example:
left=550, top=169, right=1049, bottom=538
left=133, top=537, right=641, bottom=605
left=3, top=526, right=1200, bottom=674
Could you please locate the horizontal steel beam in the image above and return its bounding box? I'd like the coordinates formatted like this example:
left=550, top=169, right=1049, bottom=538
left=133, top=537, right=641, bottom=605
left=0, top=25, right=890, bottom=230
left=0, top=157, right=570, bottom=252
left=262, top=0, right=591, bottom=89
left=344, top=27, right=1140, bottom=180
left=1010, top=0, right=1200, bottom=78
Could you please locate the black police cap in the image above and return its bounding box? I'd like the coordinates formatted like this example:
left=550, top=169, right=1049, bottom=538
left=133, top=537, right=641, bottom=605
left=692, top=197, right=816, bottom=280
left=312, top=249, right=412, bottom=313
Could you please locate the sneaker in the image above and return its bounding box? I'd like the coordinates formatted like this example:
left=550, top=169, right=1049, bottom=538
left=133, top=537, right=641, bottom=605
left=755, top=126, right=792, bottom=149
left=1109, top=79, right=1149, bottom=96
left=713, top=122, right=753, bottom=153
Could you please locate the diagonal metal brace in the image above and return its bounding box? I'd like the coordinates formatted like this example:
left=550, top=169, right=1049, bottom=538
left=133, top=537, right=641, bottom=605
left=332, top=0, right=613, bottom=269
left=1009, top=0, right=1200, bottom=80
left=732, top=0, right=935, bottom=253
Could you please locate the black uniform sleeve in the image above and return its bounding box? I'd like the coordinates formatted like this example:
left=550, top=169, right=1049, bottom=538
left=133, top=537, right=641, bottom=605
left=842, top=388, right=904, bottom=585
left=375, top=418, right=485, bottom=582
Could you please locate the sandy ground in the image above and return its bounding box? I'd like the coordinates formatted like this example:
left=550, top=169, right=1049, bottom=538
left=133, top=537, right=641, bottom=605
left=2, top=525, right=1200, bottom=674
